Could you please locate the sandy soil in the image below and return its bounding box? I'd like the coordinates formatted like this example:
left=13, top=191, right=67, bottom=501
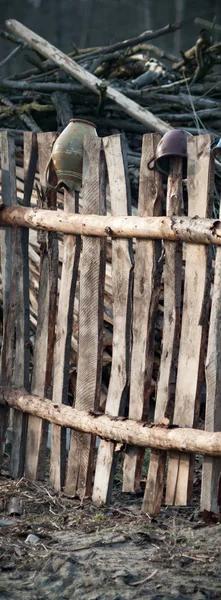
left=1, top=464, right=221, bottom=600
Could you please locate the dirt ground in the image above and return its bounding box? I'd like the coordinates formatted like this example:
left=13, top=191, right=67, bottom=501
left=1, top=452, right=221, bottom=600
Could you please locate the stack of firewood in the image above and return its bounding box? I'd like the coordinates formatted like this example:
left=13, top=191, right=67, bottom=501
left=0, top=19, right=221, bottom=205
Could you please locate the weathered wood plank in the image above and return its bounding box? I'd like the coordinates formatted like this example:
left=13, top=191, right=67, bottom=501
left=25, top=132, right=58, bottom=480
left=65, top=137, right=106, bottom=498
left=201, top=193, right=221, bottom=513
left=142, top=157, right=183, bottom=514
left=166, top=135, right=213, bottom=506
left=10, top=132, right=37, bottom=477
left=92, top=134, right=134, bottom=505
left=50, top=186, right=81, bottom=491
left=122, top=133, right=164, bottom=493
left=0, top=132, right=17, bottom=467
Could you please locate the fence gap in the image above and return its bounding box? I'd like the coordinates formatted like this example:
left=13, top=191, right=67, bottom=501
left=0, top=132, right=17, bottom=468
left=11, top=132, right=37, bottom=477
left=122, top=133, right=164, bottom=493
left=25, top=132, right=58, bottom=480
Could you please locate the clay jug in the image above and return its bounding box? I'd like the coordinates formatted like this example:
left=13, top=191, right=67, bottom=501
left=47, top=119, right=97, bottom=191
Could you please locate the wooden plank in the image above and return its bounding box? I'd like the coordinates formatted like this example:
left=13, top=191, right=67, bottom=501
left=92, top=134, right=134, bottom=505
left=142, top=157, right=183, bottom=514
left=50, top=186, right=81, bottom=491
left=0, top=132, right=17, bottom=467
left=201, top=194, right=221, bottom=513
left=65, top=137, right=106, bottom=498
left=10, top=132, right=38, bottom=477
left=122, top=133, right=164, bottom=493
left=166, top=134, right=213, bottom=506
left=25, top=132, right=58, bottom=480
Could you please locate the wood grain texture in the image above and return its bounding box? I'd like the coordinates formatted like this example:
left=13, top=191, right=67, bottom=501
left=11, top=133, right=37, bottom=477
left=0, top=132, right=17, bottom=467
left=166, top=135, right=213, bottom=506
left=65, top=137, right=106, bottom=498
left=201, top=194, right=221, bottom=513
left=25, top=132, right=58, bottom=480
left=122, top=133, right=164, bottom=493
left=50, top=187, right=80, bottom=491
left=92, top=134, right=134, bottom=505
left=142, top=157, right=183, bottom=514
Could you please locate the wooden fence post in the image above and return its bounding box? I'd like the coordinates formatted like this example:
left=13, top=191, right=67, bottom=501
left=122, top=133, right=164, bottom=493
left=92, top=134, right=134, bottom=505
left=166, top=134, right=213, bottom=506
left=142, top=156, right=183, bottom=514
left=50, top=192, right=80, bottom=490
left=201, top=175, right=221, bottom=514
left=64, top=137, right=106, bottom=498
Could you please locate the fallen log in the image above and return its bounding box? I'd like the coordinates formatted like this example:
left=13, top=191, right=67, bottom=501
left=1, top=205, right=221, bottom=245
left=5, top=20, right=172, bottom=135
left=1, top=386, right=221, bottom=456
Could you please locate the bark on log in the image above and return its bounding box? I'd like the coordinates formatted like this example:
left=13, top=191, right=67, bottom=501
left=2, top=387, right=221, bottom=457
left=5, top=20, right=171, bottom=136
left=1, top=206, right=221, bottom=245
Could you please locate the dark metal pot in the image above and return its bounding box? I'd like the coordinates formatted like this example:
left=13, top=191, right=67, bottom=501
left=148, top=129, right=193, bottom=178
left=212, top=138, right=221, bottom=163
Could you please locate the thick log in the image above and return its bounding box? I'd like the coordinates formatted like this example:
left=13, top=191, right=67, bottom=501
left=2, top=388, right=221, bottom=458
left=1, top=206, right=221, bottom=245
left=5, top=20, right=171, bottom=135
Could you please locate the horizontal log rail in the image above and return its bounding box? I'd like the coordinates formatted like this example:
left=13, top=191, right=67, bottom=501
left=1, top=205, right=221, bottom=245
left=1, top=387, right=221, bottom=456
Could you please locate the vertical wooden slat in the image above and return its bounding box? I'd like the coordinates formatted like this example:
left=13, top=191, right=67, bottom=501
left=142, top=157, right=183, bottom=514
left=166, top=135, right=213, bottom=506
left=0, top=132, right=17, bottom=467
left=50, top=187, right=80, bottom=491
left=92, top=134, right=134, bottom=505
left=10, top=132, right=37, bottom=477
left=65, top=137, right=106, bottom=498
left=201, top=195, right=221, bottom=514
left=122, top=133, right=164, bottom=493
left=25, top=132, right=58, bottom=480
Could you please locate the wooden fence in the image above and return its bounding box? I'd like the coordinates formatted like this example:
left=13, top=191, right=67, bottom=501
left=0, top=130, right=221, bottom=515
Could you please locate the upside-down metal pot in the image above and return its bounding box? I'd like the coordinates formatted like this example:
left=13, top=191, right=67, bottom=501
left=212, top=138, right=221, bottom=163
left=46, top=119, right=97, bottom=191
left=148, top=129, right=193, bottom=178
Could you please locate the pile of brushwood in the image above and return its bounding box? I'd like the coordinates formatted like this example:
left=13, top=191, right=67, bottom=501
left=0, top=19, right=221, bottom=204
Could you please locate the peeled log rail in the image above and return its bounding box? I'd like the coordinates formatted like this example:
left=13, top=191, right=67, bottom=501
left=5, top=20, right=171, bottom=136
left=1, top=205, right=221, bottom=245
left=1, top=387, right=221, bottom=457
